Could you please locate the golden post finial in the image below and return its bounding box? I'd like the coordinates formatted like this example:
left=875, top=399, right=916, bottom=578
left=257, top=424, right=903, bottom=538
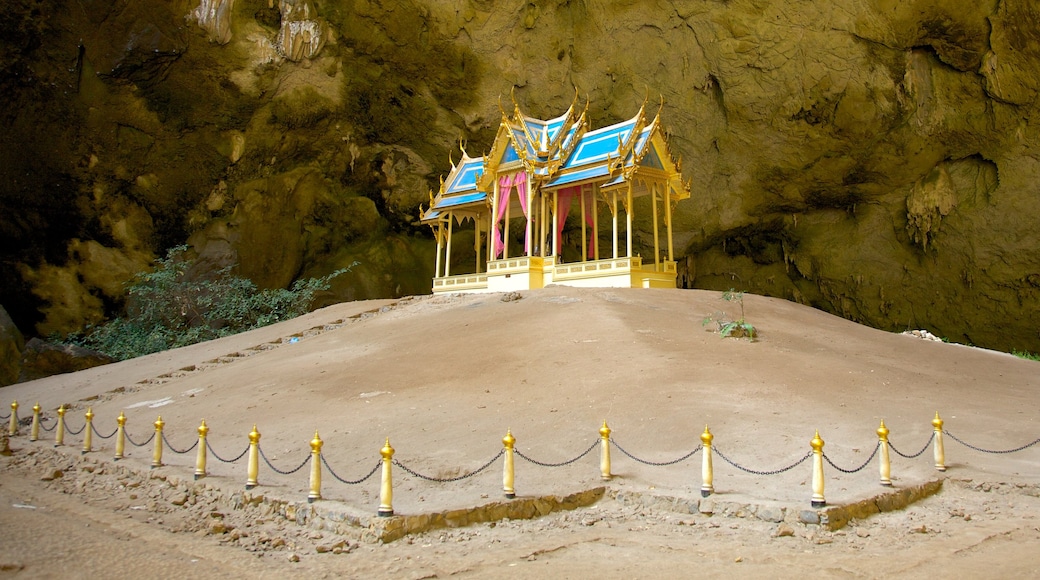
left=8, top=401, right=18, bottom=437
left=503, top=429, right=516, bottom=499
left=701, top=425, right=714, bottom=497
left=151, top=415, right=165, bottom=468
left=82, top=407, right=94, bottom=455
left=599, top=421, right=612, bottom=481
left=877, top=420, right=892, bottom=486
left=932, top=412, right=946, bottom=472
left=55, top=405, right=66, bottom=447
left=114, top=411, right=127, bottom=460
left=378, top=437, right=395, bottom=516
left=308, top=430, right=323, bottom=503
left=30, top=402, right=41, bottom=442
left=810, top=429, right=825, bottom=508
left=246, top=424, right=261, bottom=489
left=195, top=419, right=209, bottom=480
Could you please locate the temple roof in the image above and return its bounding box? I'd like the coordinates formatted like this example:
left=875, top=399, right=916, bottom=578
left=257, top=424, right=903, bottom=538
left=420, top=96, right=689, bottom=224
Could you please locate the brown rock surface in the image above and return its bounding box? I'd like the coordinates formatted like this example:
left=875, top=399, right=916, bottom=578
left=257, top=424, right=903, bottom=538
left=2, top=0, right=1039, bottom=353
left=18, top=338, right=114, bottom=383
left=0, top=306, right=24, bottom=386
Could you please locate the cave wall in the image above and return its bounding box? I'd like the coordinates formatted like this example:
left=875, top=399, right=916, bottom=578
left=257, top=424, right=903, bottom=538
left=1, top=0, right=1039, bottom=352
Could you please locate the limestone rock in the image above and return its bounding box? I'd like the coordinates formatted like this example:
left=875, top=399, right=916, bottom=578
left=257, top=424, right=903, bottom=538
left=0, top=305, right=24, bottom=387
left=18, top=338, right=114, bottom=383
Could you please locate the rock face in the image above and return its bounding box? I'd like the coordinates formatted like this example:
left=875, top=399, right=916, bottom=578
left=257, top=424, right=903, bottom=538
left=0, top=306, right=24, bottom=386
left=18, top=338, right=114, bottom=383
left=2, top=0, right=1039, bottom=353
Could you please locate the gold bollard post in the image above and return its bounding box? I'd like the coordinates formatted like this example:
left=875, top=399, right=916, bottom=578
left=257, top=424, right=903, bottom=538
left=877, top=420, right=892, bottom=487
left=8, top=401, right=18, bottom=437
left=502, top=430, right=516, bottom=499
left=308, top=431, right=323, bottom=503
left=30, top=403, right=41, bottom=442
left=811, top=430, right=826, bottom=508
left=599, top=421, right=612, bottom=481
left=245, top=424, right=260, bottom=489
left=195, top=420, right=209, bottom=480
left=378, top=438, right=394, bottom=517
left=932, top=412, right=946, bottom=472
left=82, top=407, right=94, bottom=455
left=701, top=425, right=714, bottom=497
left=114, top=412, right=126, bottom=460
left=54, top=406, right=66, bottom=447
left=151, top=416, right=165, bottom=468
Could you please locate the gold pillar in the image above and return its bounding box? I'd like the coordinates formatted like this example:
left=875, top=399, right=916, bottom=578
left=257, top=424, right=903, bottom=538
left=308, top=430, right=323, bottom=503
left=700, top=425, right=714, bottom=497
left=195, top=420, right=209, bottom=480
left=626, top=183, right=633, bottom=258
left=599, top=421, right=612, bottom=481
left=612, top=190, right=619, bottom=259
left=932, top=412, right=946, bottom=472
left=30, top=403, right=40, bottom=442
left=445, top=215, right=455, bottom=277
left=503, top=187, right=511, bottom=260
left=651, top=182, right=660, bottom=271
left=811, top=430, right=825, bottom=508
left=665, top=186, right=674, bottom=262
left=114, top=412, right=126, bottom=460
left=877, top=420, right=892, bottom=486
left=8, top=401, right=18, bottom=436
left=434, top=223, right=443, bottom=279
left=246, top=424, right=260, bottom=489
left=474, top=216, right=482, bottom=273
left=82, top=407, right=94, bottom=455
left=592, top=185, right=600, bottom=260
left=378, top=438, right=395, bottom=517
left=540, top=195, right=547, bottom=257
left=580, top=187, right=587, bottom=261
left=151, top=416, right=165, bottom=469
left=525, top=178, right=533, bottom=257
left=502, top=430, right=516, bottom=499
left=54, top=405, right=66, bottom=447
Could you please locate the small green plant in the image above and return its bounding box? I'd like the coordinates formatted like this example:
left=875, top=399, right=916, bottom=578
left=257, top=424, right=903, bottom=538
left=64, top=246, right=356, bottom=360
left=1012, top=349, right=1040, bottom=362
left=702, top=288, right=757, bottom=340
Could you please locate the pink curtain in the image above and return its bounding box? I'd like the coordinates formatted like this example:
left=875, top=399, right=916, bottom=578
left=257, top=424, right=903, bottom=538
left=493, top=173, right=528, bottom=258
left=515, top=173, right=531, bottom=255
left=555, top=186, right=580, bottom=257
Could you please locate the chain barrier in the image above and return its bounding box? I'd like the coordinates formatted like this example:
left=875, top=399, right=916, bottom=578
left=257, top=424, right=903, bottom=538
left=63, top=417, right=85, bottom=436
left=39, top=416, right=57, bottom=432
left=823, top=442, right=880, bottom=474
left=161, top=432, right=199, bottom=454
left=321, top=456, right=382, bottom=485
left=514, top=440, right=598, bottom=468
left=0, top=411, right=8, bottom=420
left=125, top=430, right=156, bottom=448
left=258, top=445, right=311, bottom=475
left=714, top=447, right=813, bottom=476
left=889, top=432, right=935, bottom=459
left=393, top=449, right=504, bottom=483
left=611, top=439, right=701, bottom=466
left=945, top=430, right=1040, bottom=454
left=206, top=440, right=250, bottom=463
left=92, top=422, right=118, bottom=440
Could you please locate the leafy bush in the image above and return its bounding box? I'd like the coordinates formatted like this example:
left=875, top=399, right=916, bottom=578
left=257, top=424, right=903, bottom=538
left=1012, top=349, right=1040, bottom=362
left=702, top=289, right=757, bottom=340
left=65, top=246, right=355, bottom=360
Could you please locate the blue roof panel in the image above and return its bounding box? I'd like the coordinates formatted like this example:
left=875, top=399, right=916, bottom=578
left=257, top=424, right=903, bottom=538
left=436, top=191, right=487, bottom=209
left=445, top=161, right=484, bottom=194
left=545, top=165, right=611, bottom=188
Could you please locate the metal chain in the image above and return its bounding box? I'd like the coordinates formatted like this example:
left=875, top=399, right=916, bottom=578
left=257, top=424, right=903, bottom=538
left=823, top=442, right=880, bottom=474
left=320, top=456, right=382, bottom=485
left=92, top=422, right=118, bottom=440
left=889, top=432, right=935, bottom=459
left=944, top=430, right=1040, bottom=454
left=393, top=449, right=504, bottom=483
left=206, top=440, right=249, bottom=463
left=713, top=447, right=813, bottom=476
left=258, top=445, right=311, bottom=475
left=125, top=430, right=156, bottom=448
left=611, top=439, right=701, bottom=466
left=515, top=440, right=599, bottom=468
left=0, top=411, right=9, bottom=420
left=162, top=432, right=199, bottom=454
left=63, top=417, right=85, bottom=436
left=39, top=416, right=57, bottom=432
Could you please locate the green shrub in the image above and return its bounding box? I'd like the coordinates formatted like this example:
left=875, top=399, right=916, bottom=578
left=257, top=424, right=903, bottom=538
left=65, top=246, right=355, bottom=360
left=1012, top=349, right=1040, bottom=362
left=702, top=289, right=757, bottom=340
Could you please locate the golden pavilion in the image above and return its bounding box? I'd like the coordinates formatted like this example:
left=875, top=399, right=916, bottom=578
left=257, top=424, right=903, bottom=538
left=420, top=96, right=690, bottom=293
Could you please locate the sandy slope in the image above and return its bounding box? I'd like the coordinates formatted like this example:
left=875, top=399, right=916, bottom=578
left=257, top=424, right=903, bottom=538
left=1, top=287, right=1039, bottom=577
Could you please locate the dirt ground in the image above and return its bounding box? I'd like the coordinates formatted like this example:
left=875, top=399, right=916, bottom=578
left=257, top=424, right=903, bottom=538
left=2, top=287, right=1039, bottom=578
